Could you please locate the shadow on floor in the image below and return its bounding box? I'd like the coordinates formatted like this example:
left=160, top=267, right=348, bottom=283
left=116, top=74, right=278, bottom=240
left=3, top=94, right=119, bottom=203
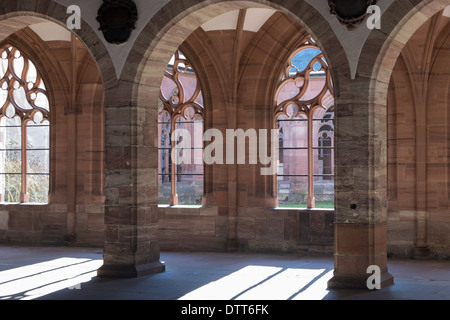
left=1, top=245, right=450, bottom=301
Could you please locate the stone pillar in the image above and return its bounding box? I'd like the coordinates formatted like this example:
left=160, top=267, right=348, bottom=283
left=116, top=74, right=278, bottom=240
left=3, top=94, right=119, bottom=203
left=98, top=83, right=165, bottom=278
left=327, top=77, right=394, bottom=289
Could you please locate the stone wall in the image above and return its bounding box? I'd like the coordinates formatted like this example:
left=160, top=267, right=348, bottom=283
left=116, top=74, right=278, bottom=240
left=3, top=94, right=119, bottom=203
left=387, top=11, right=450, bottom=259
left=0, top=203, right=104, bottom=246
left=154, top=11, right=334, bottom=254
left=0, top=28, right=105, bottom=247
left=157, top=206, right=334, bottom=254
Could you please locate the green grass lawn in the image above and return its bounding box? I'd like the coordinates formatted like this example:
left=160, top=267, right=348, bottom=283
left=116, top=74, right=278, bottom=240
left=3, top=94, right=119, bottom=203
left=278, top=201, right=334, bottom=209
left=161, top=202, right=335, bottom=209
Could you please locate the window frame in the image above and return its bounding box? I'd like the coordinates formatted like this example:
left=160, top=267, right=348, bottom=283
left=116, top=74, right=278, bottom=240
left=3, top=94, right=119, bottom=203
left=158, top=50, right=204, bottom=206
left=274, top=39, right=334, bottom=209
left=0, top=44, right=50, bottom=204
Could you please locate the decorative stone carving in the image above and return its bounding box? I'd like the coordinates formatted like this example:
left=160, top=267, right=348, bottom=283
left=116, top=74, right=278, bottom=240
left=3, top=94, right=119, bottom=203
left=328, top=0, right=377, bottom=30
left=97, top=0, right=138, bottom=44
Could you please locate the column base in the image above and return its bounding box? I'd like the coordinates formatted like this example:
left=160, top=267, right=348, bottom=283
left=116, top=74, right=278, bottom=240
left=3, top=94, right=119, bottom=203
left=412, top=247, right=430, bottom=260
left=63, top=234, right=76, bottom=245
left=327, top=271, right=394, bottom=290
left=226, top=239, right=239, bottom=252
left=97, top=261, right=166, bottom=278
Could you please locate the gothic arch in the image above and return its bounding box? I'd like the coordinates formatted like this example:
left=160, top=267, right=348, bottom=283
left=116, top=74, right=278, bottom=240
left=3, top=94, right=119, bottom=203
left=125, top=1, right=347, bottom=211
left=0, top=1, right=110, bottom=246
left=380, top=2, right=450, bottom=259
left=127, top=0, right=346, bottom=107
left=367, top=0, right=450, bottom=99
left=1, top=27, right=71, bottom=204
left=325, top=0, right=450, bottom=289
left=99, top=0, right=347, bottom=278
left=359, top=0, right=450, bottom=229
left=0, top=0, right=116, bottom=90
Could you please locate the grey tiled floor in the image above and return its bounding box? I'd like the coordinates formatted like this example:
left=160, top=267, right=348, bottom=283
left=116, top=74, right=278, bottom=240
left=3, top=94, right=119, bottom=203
left=0, top=245, right=449, bottom=300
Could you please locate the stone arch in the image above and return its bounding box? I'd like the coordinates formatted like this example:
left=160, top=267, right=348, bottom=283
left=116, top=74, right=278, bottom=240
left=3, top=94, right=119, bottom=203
left=99, top=0, right=347, bottom=277
left=126, top=0, right=347, bottom=205
left=125, top=0, right=346, bottom=218
left=325, top=0, right=450, bottom=290
left=0, top=1, right=112, bottom=246
left=369, top=1, right=450, bottom=260
left=366, top=0, right=450, bottom=98
left=2, top=26, right=72, bottom=204
left=127, top=0, right=346, bottom=106
left=361, top=0, right=450, bottom=228
left=0, top=1, right=115, bottom=90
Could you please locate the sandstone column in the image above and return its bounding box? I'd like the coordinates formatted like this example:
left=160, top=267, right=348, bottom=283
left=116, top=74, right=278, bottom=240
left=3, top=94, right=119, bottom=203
left=327, top=76, right=394, bottom=289
left=97, top=82, right=165, bottom=277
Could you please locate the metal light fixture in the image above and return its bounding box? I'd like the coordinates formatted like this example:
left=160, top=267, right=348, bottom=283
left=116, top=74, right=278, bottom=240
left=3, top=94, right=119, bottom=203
left=328, top=0, right=377, bottom=30
left=97, top=0, right=138, bottom=44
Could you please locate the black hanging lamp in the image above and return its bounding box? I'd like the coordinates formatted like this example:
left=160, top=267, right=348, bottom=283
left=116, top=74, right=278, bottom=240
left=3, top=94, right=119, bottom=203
left=97, top=0, right=138, bottom=44
left=328, top=0, right=377, bottom=30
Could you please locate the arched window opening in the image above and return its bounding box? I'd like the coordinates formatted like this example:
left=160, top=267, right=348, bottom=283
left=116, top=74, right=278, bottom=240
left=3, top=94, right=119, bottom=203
left=0, top=45, right=50, bottom=204
left=275, top=38, right=334, bottom=209
left=278, top=126, right=284, bottom=165
left=317, top=113, right=334, bottom=181
left=158, top=50, right=204, bottom=206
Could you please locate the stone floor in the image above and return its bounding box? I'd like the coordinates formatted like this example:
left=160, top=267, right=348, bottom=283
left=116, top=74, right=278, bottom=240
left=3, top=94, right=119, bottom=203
left=0, top=244, right=449, bottom=301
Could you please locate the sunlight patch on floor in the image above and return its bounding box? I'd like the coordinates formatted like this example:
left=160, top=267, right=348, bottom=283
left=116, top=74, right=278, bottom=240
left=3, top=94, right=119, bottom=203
left=179, top=265, right=333, bottom=300
left=0, top=258, right=102, bottom=300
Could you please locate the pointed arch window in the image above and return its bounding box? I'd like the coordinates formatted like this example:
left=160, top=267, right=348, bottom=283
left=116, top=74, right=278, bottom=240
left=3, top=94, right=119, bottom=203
left=0, top=45, right=50, bottom=203
left=274, top=39, right=334, bottom=209
left=158, top=51, right=204, bottom=206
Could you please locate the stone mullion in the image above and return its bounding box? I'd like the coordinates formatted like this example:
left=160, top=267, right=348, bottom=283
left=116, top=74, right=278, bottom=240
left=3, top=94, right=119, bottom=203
left=306, top=115, right=315, bottom=208
left=169, top=116, right=178, bottom=206
left=19, top=122, right=29, bottom=203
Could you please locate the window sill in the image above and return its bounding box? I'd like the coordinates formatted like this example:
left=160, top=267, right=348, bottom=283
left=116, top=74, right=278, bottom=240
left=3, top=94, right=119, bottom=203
left=272, top=207, right=334, bottom=212
left=158, top=204, right=203, bottom=209
left=0, top=202, right=48, bottom=206
left=157, top=204, right=218, bottom=216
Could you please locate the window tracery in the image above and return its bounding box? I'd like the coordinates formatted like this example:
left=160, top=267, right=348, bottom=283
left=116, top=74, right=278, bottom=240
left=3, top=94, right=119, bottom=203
left=158, top=50, right=204, bottom=206
left=275, top=39, right=334, bottom=209
left=0, top=45, right=50, bottom=203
